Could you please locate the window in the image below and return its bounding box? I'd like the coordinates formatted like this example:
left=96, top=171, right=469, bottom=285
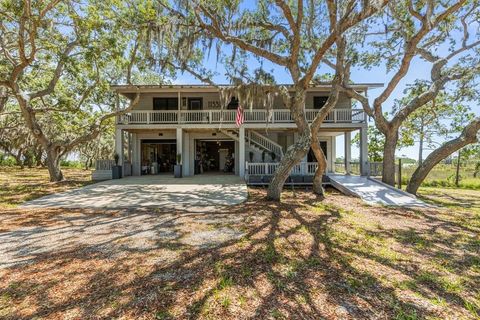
left=313, top=96, right=328, bottom=109
left=153, top=98, right=178, bottom=110
left=188, top=98, right=203, bottom=110
left=227, top=97, right=239, bottom=110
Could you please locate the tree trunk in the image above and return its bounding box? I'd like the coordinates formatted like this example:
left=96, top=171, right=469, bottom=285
left=418, top=128, right=424, bottom=165
left=382, top=131, right=399, bottom=186
left=311, top=135, right=327, bottom=196
left=24, top=151, right=34, bottom=168
left=406, top=118, right=480, bottom=195
left=45, top=147, right=64, bottom=182
left=455, top=149, right=461, bottom=187
left=267, top=129, right=311, bottom=200
left=15, top=150, right=24, bottom=169
left=35, top=146, right=43, bottom=167
left=267, top=87, right=310, bottom=201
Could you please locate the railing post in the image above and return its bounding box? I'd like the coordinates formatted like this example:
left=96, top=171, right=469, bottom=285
left=333, top=110, right=337, bottom=123
left=147, top=112, right=150, bottom=124
left=209, top=110, right=212, bottom=124
left=265, top=163, right=268, bottom=175
left=397, top=158, right=402, bottom=189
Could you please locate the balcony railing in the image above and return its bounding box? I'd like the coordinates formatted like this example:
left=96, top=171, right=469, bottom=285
left=117, top=108, right=366, bottom=125
left=246, top=162, right=319, bottom=176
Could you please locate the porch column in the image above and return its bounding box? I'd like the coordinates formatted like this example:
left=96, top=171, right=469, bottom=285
left=183, top=132, right=190, bottom=176
left=131, top=133, right=140, bottom=176
left=344, top=132, right=351, bottom=175
left=239, top=127, right=245, bottom=178
left=115, top=128, right=123, bottom=166
left=176, top=128, right=183, bottom=164
left=359, top=126, right=369, bottom=176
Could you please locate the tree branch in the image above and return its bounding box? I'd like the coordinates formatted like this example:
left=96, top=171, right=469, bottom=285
left=193, top=4, right=290, bottom=67
left=29, top=40, right=79, bottom=99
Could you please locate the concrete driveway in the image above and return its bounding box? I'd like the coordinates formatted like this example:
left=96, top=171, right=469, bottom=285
left=20, top=174, right=248, bottom=212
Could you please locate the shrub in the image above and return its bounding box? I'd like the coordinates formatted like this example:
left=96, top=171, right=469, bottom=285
left=60, top=159, right=83, bottom=168
left=0, top=154, right=17, bottom=166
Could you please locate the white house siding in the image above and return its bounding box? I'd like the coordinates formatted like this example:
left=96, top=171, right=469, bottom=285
left=131, top=91, right=352, bottom=111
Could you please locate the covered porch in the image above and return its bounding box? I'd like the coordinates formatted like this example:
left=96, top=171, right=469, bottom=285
left=104, top=125, right=369, bottom=182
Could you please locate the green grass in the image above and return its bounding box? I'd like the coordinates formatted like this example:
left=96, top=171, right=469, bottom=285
left=0, top=166, right=93, bottom=208
left=399, top=163, right=480, bottom=190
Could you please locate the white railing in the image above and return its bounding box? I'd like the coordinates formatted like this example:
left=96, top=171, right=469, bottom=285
left=246, top=162, right=319, bottom=176
left=95, top=159, right=115, bottom=170
left=247, top=131, right=284, bottom=158
left=117, top=108, right=366, bottom=125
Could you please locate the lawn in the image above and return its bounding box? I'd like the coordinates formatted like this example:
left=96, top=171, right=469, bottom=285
left=0, top=168, right=479, bottom=319
left=0, top=166, right=94, bottom=208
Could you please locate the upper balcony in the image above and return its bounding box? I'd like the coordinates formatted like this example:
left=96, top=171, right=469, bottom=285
left=116, top=108, right=366, bottom=126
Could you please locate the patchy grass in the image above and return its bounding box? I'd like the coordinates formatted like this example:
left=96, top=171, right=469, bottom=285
left=0, top=166, right=93, bottom=208
left=0, top=168, right=479, bottom=319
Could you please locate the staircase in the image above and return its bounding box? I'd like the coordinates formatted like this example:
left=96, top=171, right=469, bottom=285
left=220, top=129, right=284, bottom=160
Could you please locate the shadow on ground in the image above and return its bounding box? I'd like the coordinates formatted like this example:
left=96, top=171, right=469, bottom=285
left=0, top=188, right=479, bottom=319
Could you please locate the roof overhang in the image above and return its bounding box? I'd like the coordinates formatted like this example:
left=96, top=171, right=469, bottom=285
left=111, top=83, right=383, bottom=96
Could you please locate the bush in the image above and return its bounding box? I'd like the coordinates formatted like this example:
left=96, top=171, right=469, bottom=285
left=0, top=154, right=17, bottom=166
left=60, top=159, right=83, bottom=168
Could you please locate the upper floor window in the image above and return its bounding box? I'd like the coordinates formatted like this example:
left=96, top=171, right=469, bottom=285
left=227, top=97, right=239, bottom=110
left=313, top=96, right=328, bottom=109
left=153, top=98, right=178, bottom=110
left=188, top=98, right=203, bottom=110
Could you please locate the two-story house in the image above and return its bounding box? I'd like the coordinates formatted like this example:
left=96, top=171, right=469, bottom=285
left=93, top=83, right=381, bottom=183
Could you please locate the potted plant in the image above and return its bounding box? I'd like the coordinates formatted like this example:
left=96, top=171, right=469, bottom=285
left=112, top=153, right=122, bottom=179
left=174, top=153, right=182, bottom=178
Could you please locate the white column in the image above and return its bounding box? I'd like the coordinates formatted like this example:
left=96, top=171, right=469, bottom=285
left=239, top=127, right=245, bottom=178
left=176, top=128, right=183, bottom=164
left=131, top=133, right=140, bottom=176
left=178, top=91, right=181, bottom=123
left=115, top=128, right=123, bottom=165
left=183, top=132, right=190, bottom=176
left=234, top=141, right=239, bottom=175
left=330, top=136, right=335, bottom=173
left=344, top=132, right=351, bottom=175
left=360, top=126, right=369, bottom=176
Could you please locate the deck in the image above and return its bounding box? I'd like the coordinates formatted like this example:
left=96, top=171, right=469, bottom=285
left=117, top=108, right=366, bottom=126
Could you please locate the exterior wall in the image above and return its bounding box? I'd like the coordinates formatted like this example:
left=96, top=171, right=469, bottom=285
left=130, top=90, right=352, bottom=111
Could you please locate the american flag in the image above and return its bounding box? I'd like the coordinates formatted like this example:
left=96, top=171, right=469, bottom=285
left=235, top=106, right=244, bottom=127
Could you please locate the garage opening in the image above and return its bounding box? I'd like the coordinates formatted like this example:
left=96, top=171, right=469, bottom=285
left=195, top=140, right=235, bottom=174
left=141, top=139, right=176, bottom=175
